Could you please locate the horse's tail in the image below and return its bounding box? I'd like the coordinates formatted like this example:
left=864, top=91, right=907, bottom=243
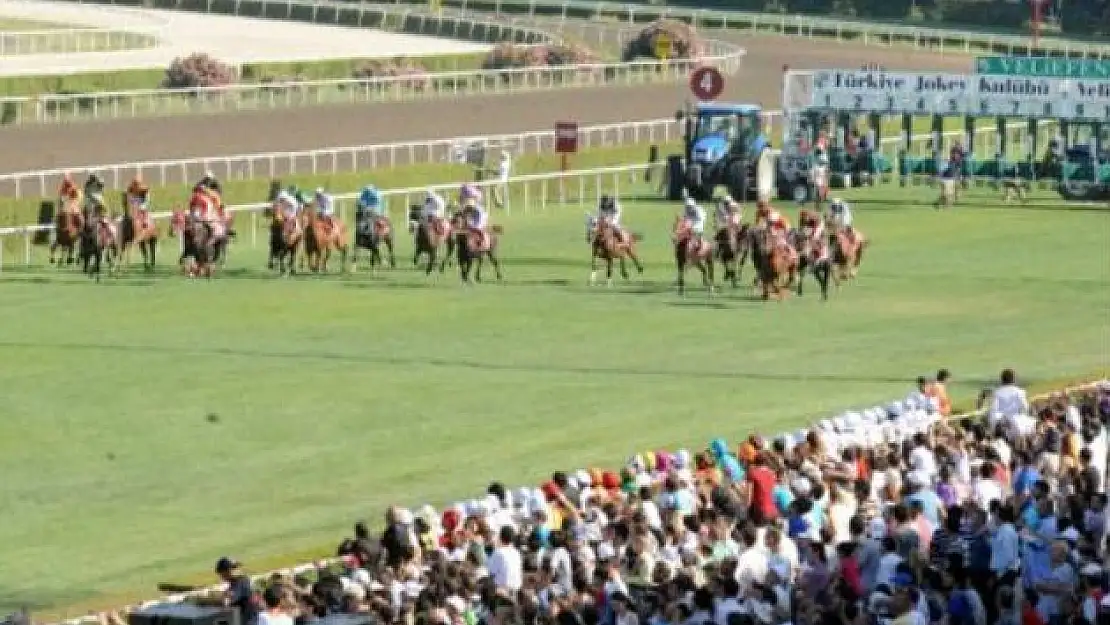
left=629, top=232, right=644, bottom=242
left=490, top=225, right=504, bottom=235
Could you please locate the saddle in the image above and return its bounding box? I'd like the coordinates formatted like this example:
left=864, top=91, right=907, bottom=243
left=429, top=217, right=449, bottom=238
left=282, top=216, right=300, bottom=239
left=685, top=236, right=710, bottom=259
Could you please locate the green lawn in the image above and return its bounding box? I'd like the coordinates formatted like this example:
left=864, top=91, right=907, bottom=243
left=0, top=142, right=664, bottom=229
left=0, top=182, right=1107, bottom=618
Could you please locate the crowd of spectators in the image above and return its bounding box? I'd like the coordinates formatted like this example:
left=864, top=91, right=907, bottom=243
left=204, top=371, right=1110, bottom=625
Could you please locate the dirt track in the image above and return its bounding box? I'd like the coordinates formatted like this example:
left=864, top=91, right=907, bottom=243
left=0, top=33, right=975, bottom=173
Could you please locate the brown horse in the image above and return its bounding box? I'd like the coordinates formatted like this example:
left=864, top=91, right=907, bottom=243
left=713, top=222, right=750, bottom=288
left=177, top=215, right=217, bottom=278
left=50, top=202, right=83, bottom=266
left=830, top=227, right=868, bottom=285
left=352, top=210, right=396, bottom=273
left=267, top=210, right=302, bottom=275
left=751, top=226, right=798, bottom=300
left=117, top=204, right=159, bottom=272
left=302, top=209, right=348, bottom=273
left=588, top=218, right=643, bottom=287
left=789, top=228, right=830, bottom=300
left=78, top=211, right=118, bottom=281
left=456, top=208, right=502, bottom=283
left=672, top=217, right=715, bottom=296
left=411, top=207, right=459, bottom=275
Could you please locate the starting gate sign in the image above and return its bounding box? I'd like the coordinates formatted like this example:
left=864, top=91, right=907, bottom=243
left=555, top=121, right=578, bottom=153
left=690, top=66, right=725, bottom=101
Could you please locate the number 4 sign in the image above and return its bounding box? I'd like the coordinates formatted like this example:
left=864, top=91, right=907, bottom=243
left=689, top=66, right=725, bottom=101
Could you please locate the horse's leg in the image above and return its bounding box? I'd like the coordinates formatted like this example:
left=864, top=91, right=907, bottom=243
left=629, top=249, right=644, bottom=274
left=339, top=244, right=348, bottom=273
left=618, top=256, right=629, bottom=282
left=675, top=250, right=686, bottom=296
left=817, top=263, right=830, bottom=301
left=475, top=253, right=484, bottom=283
left=589, top=252, right=599, bottom=286
left=488, top=250, right=503, bottom=281
left=49, top=239, right=57, bottom=264
left=385, top=235, right=396, bottom=268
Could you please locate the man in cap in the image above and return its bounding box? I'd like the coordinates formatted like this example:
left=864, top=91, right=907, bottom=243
left=215, top=557, right=259, bottom=625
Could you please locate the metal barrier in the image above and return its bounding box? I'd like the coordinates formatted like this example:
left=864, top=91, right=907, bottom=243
left=383, top=0, right=1110, bottom=59
left=0, top=28, right=158, bottom=55
left=0, top=0, right=745, bottom=125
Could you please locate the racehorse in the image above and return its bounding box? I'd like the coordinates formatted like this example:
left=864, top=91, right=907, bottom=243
left=352, top=209, right=396, bottom=273
left=267, top=211, right=302, bottom=275
left=587, top=216, right=643, bottom=287
left=302, top=208, right=348, bottom=273
left=789, top=228, right=830, bottom=300
left=49, top=202, right=83, bottom=266
left=713, top=221, right=751, bottom=289
left=751, top=226, right=797, bottom=301
left=176, top=214, right=218, bottom=278
left=829, top=227, right=867, bottom=286
left=672, top=216, right=715, bottom=296
left=455, top=208, right=503, bottom=283
left=117, top=202, right=159, bottom=272
left=411, top=206, right=457, bottom=275
left=78, top=210, right=117, bottom=281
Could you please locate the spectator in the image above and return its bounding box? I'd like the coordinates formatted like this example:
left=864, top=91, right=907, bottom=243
left=215, top=558, right=259, bottom=625
left=989, top=368, right=1030, bottom=430
left=487, top=525, right=522, bottom=591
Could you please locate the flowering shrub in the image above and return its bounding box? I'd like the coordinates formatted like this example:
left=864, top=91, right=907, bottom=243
left=621, top=19, right=706, bottom=61
left=163, top=53, right=235, bottom=89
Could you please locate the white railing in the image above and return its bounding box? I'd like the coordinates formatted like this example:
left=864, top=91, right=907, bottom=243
left=0, top=28, right=158, bottom=55
left=396, top=0, right=1110, bottom=59
left=0, top=117, right=695, bottom=198
left=0, top=163, right=650, bottom=268
left=0, top=110, right=1051, bottom=202
left=38, top=377, right=1107, bottom=625
left=0, top=0, right=745, bottom=125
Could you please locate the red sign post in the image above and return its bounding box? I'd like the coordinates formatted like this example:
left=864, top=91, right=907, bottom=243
left=555, top=121, right=578, bottom=171
left=689, top=66, right=725, bottom=101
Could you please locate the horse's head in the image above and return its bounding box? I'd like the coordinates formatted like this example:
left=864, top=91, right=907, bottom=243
left=584, top=215, right=598, bottom=244
left=169, top=210, right=187, bottom=236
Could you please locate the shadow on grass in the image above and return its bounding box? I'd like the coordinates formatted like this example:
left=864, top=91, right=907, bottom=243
left=0, top=337, right=918, bottom=385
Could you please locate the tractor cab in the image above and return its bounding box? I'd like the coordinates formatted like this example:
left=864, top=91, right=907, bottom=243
left=668, top=103, right=774, bottom=201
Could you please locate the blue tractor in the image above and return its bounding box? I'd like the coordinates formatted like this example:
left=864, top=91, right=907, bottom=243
left=667, top=102, right=776, bottom=202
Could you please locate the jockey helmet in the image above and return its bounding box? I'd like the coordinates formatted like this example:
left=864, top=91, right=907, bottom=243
left=205, top=170, right=215, bottom=179
left=683, top=197, right=697, bottom=209
left=63, top=172, right=73, bottom=184
left=315, top=187, right=325, bottom=197
left=599, top=194, right=613, bottom=210
left=831, top=198, right=844, bottom=210
left=426, top=188, right=437, bottom=200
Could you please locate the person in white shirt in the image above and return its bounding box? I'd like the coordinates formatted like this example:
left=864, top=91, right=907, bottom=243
left=486, top=526, right=523, bottom=592
left=972, top=461, right=1004, bottom=510
left=257, top=586, right=295, bottom=625
left=492, top=151, right=511, bottom=209
left=988, top=369, right=1029, bottom=429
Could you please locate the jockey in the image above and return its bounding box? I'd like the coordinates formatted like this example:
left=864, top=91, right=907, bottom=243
left=597, top=194, right=623, bottom=242
left=715, top=195, right=741, bottom=228
left=459, top=183, right=482, bottom=209
left=467, top=200, right=490, bottom=249
left=275, top=188, right=300, bottom=224
left=423, top=188, right=446, bottom=224
left=199, top=170, right=221, bottom=194
left=126, top=175, right=150, bottom=212
left=58, top=173, right=81, bottom=208
left=357, top=185, right=384, bottom=218
left=83, top=173, right=105, bottom=213
left=189, top=184, right=212, bottom=220
left=799, top=208, right=824, bottom=242
left=682, top=197, right=707, bottom=243
left=828, top=198, right=855, bottom=241
left=314, top=188, right=335, bottom=226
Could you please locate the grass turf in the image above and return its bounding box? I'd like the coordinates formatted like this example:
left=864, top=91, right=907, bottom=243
left=0, top=18, right=88, bottom=30
left=0, top=142, right=666, bottom=230
left=0, top=182, right=1107, bottom=618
